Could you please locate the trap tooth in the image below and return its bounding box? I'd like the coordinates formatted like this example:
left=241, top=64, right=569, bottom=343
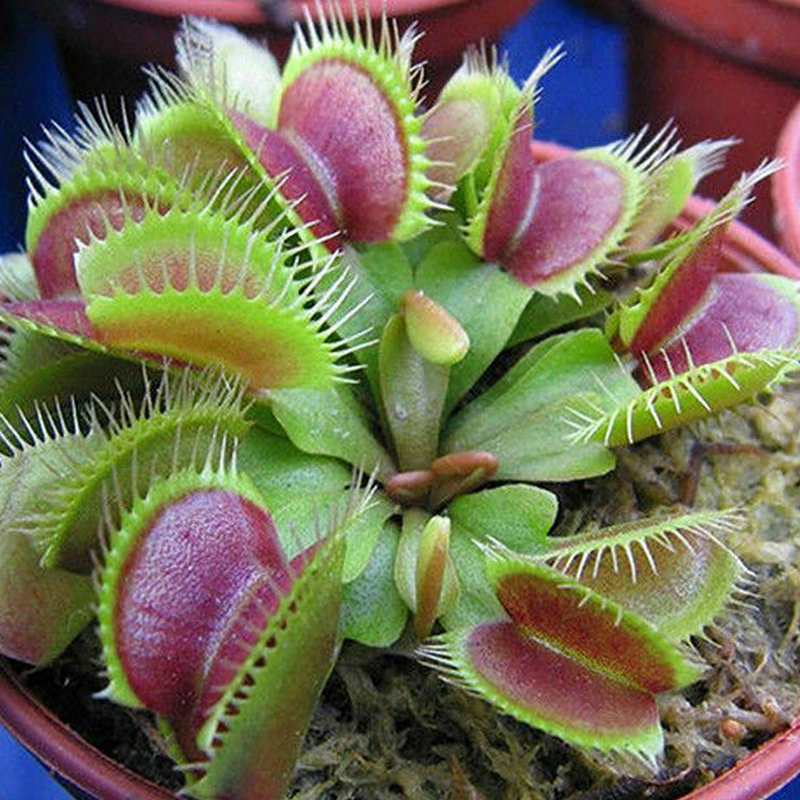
left=626, top=137, right=736, bottom=250
left=546, top=509, right=746, bottom=642
left=0, top=325, right=147, bottom=442
left=572, top=346, right=799, bottom=450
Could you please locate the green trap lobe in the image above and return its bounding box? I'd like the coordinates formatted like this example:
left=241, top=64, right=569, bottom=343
left=0, top=531, right=93, bottom=666
left=423, top=97, right=494, bottom=193
left=87, top=290, right=335, bottom=390
left=552, top=521, right=742, bottom=641
left=139, top=101, right=251, bottom=182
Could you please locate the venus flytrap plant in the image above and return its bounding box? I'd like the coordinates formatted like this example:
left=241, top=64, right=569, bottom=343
left=1, top=6, right=800, bottom=800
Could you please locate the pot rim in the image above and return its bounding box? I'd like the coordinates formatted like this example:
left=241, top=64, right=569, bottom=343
left=773, top=100, right=800, bottom=265
left=0, top=657, right=174, bottom=799
left=628, top=0, right=800, bottom=78
left=92, top=0, right=468, bottom=23
left=1, top=140, right=799, bottom=800
left=681, top=721, right=800, bottom=800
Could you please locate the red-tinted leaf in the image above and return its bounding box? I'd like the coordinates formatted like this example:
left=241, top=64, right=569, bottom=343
left=278, top=60, right=409, bottom=243
left=227, top=109, right=341, bottom=250
left=31, top=191, right=150, bottom=299
left=502, top=157, right=626, bottom=288
left=629, top=232, right=722, bottom=356
left=423, top=620, right=664, bottom=756
left=2, top=299, right=97, bottom=339
left=422, top=553, right=700, bottom=756
left=479, top=108, right=537, bottom=265
left=110, top=489, right=292, bottom=756
left=469, top=621, right=661, bottom=740
left=639, top=273, right=800, bottom=383
left=493, top=567, right=685, bottom=695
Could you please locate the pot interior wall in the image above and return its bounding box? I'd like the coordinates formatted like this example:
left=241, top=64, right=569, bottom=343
left=627, top=5, right=800, bottom=240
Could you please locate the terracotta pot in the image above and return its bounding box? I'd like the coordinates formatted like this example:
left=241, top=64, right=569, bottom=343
left=1, top=140, right=799, bottom=800
left=0, top=658, right=172, bottom=800
left=680, top=719, right=800, bottom=800
left=773, top=99, right=800, bottom=264
left=626, top=0, right=800, bottom=241
left=18, top=0, right=539, bottom=108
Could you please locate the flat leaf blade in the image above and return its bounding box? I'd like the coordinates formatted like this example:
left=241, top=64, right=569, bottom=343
left=444, top=328, right=640, bottom=453
left=238, top=425, right=393, bottom=581
left=415, top=239, right=531, bottom=410
left=340, top=521, right=408, bottom=647
left=265, top=387, right=395, bottom=481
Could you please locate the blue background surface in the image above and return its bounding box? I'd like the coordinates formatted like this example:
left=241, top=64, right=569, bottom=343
left=0, top=0, right=796, bottom=798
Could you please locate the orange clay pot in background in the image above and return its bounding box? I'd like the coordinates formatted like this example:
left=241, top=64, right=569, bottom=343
left=16, top=0, right=540, bottom=107
left=773, top=99, right=800, bottom=264
left=626, top=0, right=800, bottom=241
